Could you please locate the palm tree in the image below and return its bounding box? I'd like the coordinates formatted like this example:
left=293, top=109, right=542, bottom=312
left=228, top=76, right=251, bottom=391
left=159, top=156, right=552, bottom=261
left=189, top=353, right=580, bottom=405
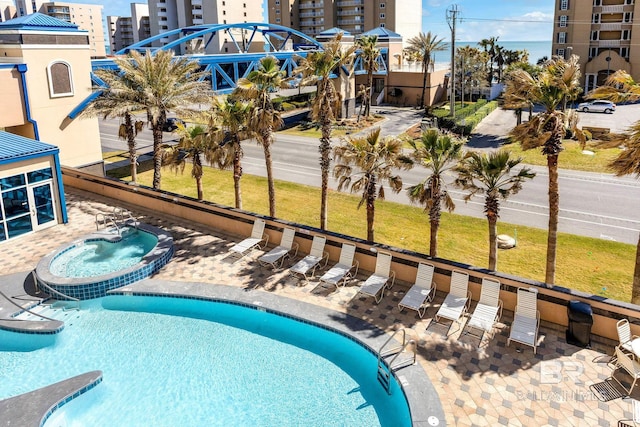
left=294, top=34, right=356, bottom=230
left=478, top=36, right=499, bottom=86
left=505, top=55, right=584, bottom=285
left=111, top=50, right=211, bottom=190
left=589, top=70, right=640, bottom=303
left=406, top=129, right=464, bottom=258
left=333, top=128, right=412, bottom=241
left=203, top=96, right=253, bottom=209
left=80, top=73, right=145, bottom=183
left=405, top=32, right=446, bottom=109
left=233, top=56, right=287, bottom=217
left=162, top=124, right=213, bottom=200
left=455, top=150, right=535, bottom=270
left=356, top=34, right=379, bottom=118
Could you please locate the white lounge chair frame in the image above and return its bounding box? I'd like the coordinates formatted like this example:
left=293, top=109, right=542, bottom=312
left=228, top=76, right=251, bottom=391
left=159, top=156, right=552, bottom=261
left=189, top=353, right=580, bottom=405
left=258, top=227, right=299, bottom=270
left=318, top=243, right=359, bottom=290
left=229, top=219, right=269, bottom=259
left=289, top=235, right=329, bottom=282
left=398, top=262, right=436, bottom=318
left=466, top=277, right=503, bottom=339
left=618, top=319, right=640, bottom=355
left=358, top=251, right=396, bottom=304
left=613, top=346, right=640, bottom=395
left=434, top=270, right=471, bottom=332
left=507, top=287, right=540, bottom=354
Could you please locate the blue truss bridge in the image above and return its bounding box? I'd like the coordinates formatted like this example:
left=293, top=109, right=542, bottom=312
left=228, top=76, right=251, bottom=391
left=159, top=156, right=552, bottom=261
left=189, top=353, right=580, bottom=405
left=69, top=23, right=387, bottom=119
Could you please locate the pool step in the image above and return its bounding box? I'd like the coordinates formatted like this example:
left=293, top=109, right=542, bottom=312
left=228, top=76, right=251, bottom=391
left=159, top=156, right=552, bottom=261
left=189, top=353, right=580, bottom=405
left=14, top=302, right=80, bottom=322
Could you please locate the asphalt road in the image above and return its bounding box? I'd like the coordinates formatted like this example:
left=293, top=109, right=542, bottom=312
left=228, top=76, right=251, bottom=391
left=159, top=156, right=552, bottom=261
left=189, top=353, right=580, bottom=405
left=99, top=106, right=640, bottom=245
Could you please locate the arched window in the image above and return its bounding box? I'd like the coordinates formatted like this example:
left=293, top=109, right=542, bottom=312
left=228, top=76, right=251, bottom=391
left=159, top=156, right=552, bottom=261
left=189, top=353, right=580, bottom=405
left=47, top=61, right=74, bottom=98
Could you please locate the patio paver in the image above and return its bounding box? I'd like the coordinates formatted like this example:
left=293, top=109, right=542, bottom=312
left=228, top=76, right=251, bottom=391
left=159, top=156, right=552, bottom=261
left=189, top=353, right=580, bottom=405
left=0, top=187, right=633, bottom=426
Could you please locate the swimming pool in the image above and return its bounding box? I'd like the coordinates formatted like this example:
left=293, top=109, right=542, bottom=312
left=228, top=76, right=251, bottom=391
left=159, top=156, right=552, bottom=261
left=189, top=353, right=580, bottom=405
left=49, top=231, right=158, bottom=278
left=0, top=295, right=412, bottom=426
left=34, top=223, right=174, bottom=300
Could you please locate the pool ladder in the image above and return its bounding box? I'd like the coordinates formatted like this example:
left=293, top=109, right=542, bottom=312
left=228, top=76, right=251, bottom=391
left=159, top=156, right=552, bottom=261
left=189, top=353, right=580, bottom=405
left=95, top=208, right=138, bottom=235
left=376, top=328, right=416, bottom=395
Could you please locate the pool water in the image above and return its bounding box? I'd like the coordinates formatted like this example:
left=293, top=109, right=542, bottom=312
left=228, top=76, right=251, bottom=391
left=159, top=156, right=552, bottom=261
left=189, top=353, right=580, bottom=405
left=49, top=231, right=158, bottom=278
left=0, top=296, right=411, bottom=427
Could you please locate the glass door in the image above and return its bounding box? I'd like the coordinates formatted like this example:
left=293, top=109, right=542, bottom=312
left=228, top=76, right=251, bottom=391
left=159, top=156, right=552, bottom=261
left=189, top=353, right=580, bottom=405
left=28, top=182, right=56, bottom=230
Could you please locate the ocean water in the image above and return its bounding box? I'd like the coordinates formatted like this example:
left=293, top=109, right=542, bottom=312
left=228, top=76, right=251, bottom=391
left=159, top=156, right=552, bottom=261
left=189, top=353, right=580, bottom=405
left=433, top=40, right=552, bottom=65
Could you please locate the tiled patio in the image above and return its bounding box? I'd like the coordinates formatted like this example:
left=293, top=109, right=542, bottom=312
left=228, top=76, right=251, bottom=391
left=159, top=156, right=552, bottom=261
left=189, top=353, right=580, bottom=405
left=1, top=187, right=634, bottom=426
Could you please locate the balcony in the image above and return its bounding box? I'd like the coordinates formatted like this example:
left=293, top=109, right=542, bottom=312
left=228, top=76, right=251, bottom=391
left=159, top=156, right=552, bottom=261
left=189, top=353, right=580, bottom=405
left=600, top=5, right=625, bottom=13
left=299, top=2, right=323, bottom=9
left=192, top=18, right=204, bottom=24
left=301, top=18, right=323, bottom=26
left=597, top=22, right=624, bottom=31
left=337, top=0, right=364, bottom=5
left=597, top=39, right=622, bottom=47
left=337, top=18, right=362, bottom=25
left=191, top=0, right=202, bottom=5
left=337, top=9, right=363, bottom=16
left=299, top=12, right=322, bottom=17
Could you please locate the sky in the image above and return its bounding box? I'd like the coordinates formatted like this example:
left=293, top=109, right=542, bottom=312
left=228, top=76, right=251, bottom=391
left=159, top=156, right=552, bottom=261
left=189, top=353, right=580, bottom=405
left=56, top=0, right=555, bottom=44
left=422, top=0, right=555, bottom=42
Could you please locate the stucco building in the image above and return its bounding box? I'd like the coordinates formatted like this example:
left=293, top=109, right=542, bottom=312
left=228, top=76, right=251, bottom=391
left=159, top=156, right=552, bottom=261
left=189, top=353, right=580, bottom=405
left=267, top=0, right=421, bottom=40
left=147, top=0, right=264, bottom=54
left=552, top=0, right=639, bottom=93
left=108, top=3, right=151, bottom=53
left=0, top=13, right=103, bottom=173
left=15, top=0, right=106, bottom=57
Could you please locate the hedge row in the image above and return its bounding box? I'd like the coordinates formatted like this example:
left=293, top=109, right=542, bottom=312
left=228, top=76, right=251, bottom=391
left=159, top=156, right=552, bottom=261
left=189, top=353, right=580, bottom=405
left=438, top=101, right=498, bottom=135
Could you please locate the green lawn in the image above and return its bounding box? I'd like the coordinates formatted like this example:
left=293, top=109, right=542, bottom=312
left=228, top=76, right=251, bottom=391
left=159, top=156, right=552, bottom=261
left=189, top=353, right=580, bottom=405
left=500, top=140, right=622, bottom=173
left=108, top=161, right=635, bottom=302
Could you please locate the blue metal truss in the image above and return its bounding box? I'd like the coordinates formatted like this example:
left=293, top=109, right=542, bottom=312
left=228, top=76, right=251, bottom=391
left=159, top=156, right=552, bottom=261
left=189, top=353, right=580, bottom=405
left=69, top=23, right=387, bottom=119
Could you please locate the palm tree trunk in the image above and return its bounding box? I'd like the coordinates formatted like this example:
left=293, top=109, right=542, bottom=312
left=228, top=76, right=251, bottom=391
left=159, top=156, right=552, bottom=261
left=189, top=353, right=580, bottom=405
left=233, top=143, right=243, bottom=209
left=420, top=60, right=428, bottom=109
left=366, top=177, right=376, bottom=242
left=546, top=154, right=559, bottom=285
left=365, top=71, right=374, bottom=117
left=488, top=215, right=498, bottom=271
left=261, top=130, right=276, bottom=217
left=124, top=113, right=138, bottom=183
left=152, top=123, right=164, bottom=190
left=428, top=190, right=442, bottom=258
left=319, top=122, right=331, bottom=231
left=194, top=154, right=204, bottom=200
left=632, top=234, right=640, bottom=304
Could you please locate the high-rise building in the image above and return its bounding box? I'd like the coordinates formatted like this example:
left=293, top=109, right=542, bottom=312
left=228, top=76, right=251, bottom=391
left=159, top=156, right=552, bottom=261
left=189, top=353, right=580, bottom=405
left=108, top=3, right=151, bottom=53
left=147, top=0, right=264, bottom=54
left=267, top=0, right=421, bottom=40
left=551, top=0, right=639, bottom=93
left=15, top=0, right=106, bottom=57
left=0, top=0, right=16, bottom=22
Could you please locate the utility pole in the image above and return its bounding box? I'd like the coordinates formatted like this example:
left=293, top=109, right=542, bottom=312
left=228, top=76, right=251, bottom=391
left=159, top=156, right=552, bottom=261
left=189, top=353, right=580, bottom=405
left=447, top=5, right=459, bottom=117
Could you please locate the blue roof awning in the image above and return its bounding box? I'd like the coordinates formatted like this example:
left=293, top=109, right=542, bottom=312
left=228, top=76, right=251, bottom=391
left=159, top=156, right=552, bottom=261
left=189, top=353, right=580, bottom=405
left=0, top=132, right=59, bottom=165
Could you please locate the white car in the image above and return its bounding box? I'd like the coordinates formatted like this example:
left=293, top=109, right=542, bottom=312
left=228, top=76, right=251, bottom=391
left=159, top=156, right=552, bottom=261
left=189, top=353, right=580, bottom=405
left=577, top=100, right=616, bottom=114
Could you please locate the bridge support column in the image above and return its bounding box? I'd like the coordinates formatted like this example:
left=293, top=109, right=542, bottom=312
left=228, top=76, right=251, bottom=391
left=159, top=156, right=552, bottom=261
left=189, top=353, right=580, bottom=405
left=337, top=69, right=356, bottom=119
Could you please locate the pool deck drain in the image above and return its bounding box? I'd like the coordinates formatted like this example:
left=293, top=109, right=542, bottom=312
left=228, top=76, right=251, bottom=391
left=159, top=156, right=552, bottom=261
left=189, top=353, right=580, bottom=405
left=0, top=186, right=634, bottom=426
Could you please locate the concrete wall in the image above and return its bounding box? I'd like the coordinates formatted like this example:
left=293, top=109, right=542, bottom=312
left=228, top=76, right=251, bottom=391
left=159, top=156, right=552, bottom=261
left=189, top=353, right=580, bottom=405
left=0, top=68, right=27, bottom=128
left=19, top=47, right=103, bottom=169
left=62, top=167, right=640, bottom=342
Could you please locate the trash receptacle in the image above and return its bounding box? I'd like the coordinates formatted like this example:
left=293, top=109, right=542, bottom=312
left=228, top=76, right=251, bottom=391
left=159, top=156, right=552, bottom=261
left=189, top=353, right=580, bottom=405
left=566, top=301, right=593, bottom=348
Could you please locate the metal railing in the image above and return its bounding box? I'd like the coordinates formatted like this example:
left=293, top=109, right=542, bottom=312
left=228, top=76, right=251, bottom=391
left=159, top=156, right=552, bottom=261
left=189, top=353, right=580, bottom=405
left=32, top=271, right=81, bottom=311
left=0, top=288, right=58, bottom=321
left=376, top=328, right=416, bottom=394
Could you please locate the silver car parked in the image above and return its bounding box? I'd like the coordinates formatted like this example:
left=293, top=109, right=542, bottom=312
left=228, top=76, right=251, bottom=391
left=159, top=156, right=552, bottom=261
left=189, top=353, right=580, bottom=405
left=577, top=100, right=616, bottom=113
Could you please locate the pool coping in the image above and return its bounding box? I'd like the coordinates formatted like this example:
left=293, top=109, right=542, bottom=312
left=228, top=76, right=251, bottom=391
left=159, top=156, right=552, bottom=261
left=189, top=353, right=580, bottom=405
left=0, top=370, right=102, bottom=427
left=109, top=279, right=446, bottom=426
